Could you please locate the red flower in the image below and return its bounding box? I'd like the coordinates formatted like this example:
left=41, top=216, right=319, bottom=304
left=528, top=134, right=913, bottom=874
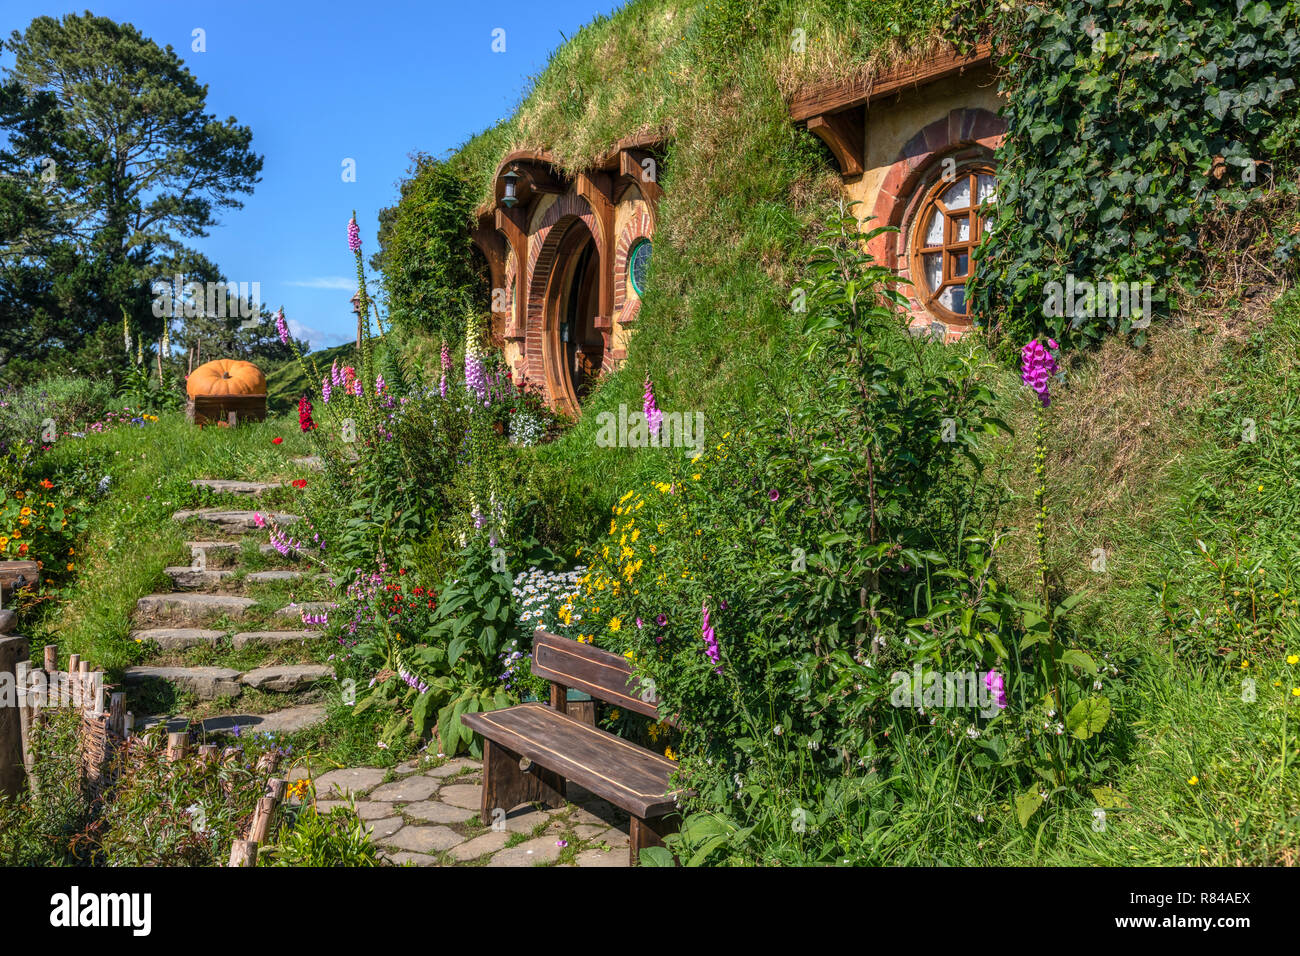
left=272, top=437, right=283, bottom=445
left=292, top=479, right=307, bottom=490
left=298, top=396, right=317, bottom=432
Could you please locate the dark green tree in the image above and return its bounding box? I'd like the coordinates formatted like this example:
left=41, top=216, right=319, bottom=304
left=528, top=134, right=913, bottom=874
left=0, top=12, right=262, bottom=381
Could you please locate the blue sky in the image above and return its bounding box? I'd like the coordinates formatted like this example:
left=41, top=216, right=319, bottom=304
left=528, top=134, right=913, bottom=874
left=3, top=0, right=624, bottom=349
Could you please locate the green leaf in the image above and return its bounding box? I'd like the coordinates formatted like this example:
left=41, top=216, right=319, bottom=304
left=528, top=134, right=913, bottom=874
left=1059, top=649, right=1098, bottom=674
left=1066, top=696, right=1111, bottom=739
left=638, top=846, right=676, bottom=866
left=1015, top=790, right=1044, bottom=828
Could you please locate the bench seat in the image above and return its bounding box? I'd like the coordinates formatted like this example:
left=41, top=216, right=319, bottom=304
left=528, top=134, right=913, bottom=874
left=462, top=702, right=684, bottom=819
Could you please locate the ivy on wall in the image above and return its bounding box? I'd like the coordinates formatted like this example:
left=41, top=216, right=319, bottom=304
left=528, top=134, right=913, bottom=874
left=957, top=0, right=1300, bottom=350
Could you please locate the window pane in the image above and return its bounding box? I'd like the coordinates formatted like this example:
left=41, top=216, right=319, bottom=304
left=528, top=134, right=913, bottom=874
left=942, top=177, right=971, bottom=210
left=952, top=215, right=970, bottom=243
left=977, top=173, right=997, bottom=205
left=923, top=253, right=942, bottom=293
left=939, top=282, right=968, bottom=314
left=949, top=251, right=969, bottom=277
left=924, top=209, right=944, bottom=247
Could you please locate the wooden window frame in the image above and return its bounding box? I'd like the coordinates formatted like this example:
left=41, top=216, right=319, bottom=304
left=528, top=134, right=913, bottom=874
left=907, top=163, right=995, bottom=325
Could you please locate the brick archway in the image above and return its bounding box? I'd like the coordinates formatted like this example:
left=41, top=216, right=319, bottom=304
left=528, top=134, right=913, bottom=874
left=613, top=207, right=654, bottom=336
left=867, top=107, right=1006, bottom=338
left=524, top=192, right=605, bottom=391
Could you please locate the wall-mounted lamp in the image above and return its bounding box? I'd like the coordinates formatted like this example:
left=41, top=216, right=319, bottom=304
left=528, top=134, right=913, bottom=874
left=502, top=166, right=519, bottom=208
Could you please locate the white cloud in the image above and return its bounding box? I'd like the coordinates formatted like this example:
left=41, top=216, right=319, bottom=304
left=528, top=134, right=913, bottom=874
left=288, top=319, right=351, bottom=350
left=285, top=277, right=357, bottom=290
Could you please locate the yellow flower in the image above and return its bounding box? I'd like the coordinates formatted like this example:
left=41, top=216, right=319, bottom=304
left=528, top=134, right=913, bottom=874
left=664, top=746, right=676, bottom=760
left=609, top=519, right=617, bottom=534
left=1187, top=776, right=1198, bottom=786
left=609, top=709, right=622, bottom=721
left=620, top=490, right=635, bottom=503
left=1240, top=660, right=1250, bottom=669
left=20, top=507, right=31, bottom=517
left=608, top=617, right=622, bottom=632
left=1293, top=688, right=1300, bottom=697
left=1288, top=655, right=1299, bottom=665
left=1258, top=485, right=1264, bottom=492
left=649, top=544, right=657, bottom=554
left=66, top=563, right=74, bottom=571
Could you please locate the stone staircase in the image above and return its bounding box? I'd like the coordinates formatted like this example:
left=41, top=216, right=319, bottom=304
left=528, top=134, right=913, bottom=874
left=125, top=477, right=336, bottom=735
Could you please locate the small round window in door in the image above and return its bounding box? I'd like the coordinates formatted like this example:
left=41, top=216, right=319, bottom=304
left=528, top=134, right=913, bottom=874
left=628, top=239, right=651, bottom=297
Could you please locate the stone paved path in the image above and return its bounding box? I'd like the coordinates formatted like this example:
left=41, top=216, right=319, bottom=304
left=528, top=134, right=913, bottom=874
left=293, top=756, right=634, bottom=867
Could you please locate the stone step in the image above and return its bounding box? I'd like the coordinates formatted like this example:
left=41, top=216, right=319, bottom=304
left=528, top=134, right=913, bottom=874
left=127, top=627, right=323, bottom=651
left=141, top=703, right=327, bottom=735
left=125, top=666, right=242, bottom=700
left=165, top=566, right=235, bottom=588
left=171, top=509, right=301, bottom=532
left=186, top=541, right=301, bottom=565
left=129, top=627, right=226, bottom=650
left=191, top=479, right=284, bottom=496
left=231, top=630, right=322, bottom=649
left=240, top=664, right=333, bottom=692
left=292, top=455, right=324, bottom=471
left=135, top=592, right=257, bottom=625
left=275, top=601, right=334, bottom=623
left=245, top=570, right=311, bottom=584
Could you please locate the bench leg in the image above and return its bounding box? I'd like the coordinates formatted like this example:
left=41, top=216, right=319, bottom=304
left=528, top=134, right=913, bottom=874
left=480, top=738, right=566, bottom=826
left=630, top=814, right=680, bottom=867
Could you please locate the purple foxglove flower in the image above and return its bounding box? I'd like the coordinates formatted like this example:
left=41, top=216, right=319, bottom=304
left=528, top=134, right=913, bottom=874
left=275, top=309, right=290, bottom=345
left=347, top=216, right=362, bottom=253
left=984, top=669, right=1007, bottom=709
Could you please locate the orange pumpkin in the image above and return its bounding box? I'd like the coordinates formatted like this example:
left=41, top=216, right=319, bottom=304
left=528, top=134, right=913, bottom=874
left=187, top=359, right=266, bottom=398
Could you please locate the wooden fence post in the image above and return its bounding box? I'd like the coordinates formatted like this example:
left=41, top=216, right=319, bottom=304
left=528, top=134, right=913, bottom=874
left=0, top=636, right=30, bottom=798
left=248, top=778, right=288, bottom=845
left=167, top=732, right=188, bottom=761
left=229, top=840, right=258, bottom=867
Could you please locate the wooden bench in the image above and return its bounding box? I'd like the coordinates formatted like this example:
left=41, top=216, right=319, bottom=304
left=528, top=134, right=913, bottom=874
left=461, top=630, right=685, bottom=865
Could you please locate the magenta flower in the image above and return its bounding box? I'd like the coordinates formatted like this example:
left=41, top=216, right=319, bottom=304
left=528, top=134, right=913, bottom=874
left=643, top=373, right=662, bottom=437
left=321, top=376, right=332, bottom=404
left=701, top=601, right=721, bottom=672
left=984, top=669, right=1007, bottom=709
left=253, top=512, right=266, bottom=529
left=1020, top=338, right=1059, bottom=407
left=347, top=216, right=362, bottom=253
left=768, top=489, right=779, bottom=501
left=274, top=309, right=290, bottom=346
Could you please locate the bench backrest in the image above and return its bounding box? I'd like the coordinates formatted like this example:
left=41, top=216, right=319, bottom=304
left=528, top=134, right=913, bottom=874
left=531, top=630, right=661, bottom=720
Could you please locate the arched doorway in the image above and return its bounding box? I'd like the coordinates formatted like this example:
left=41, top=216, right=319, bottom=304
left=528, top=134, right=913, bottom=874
left=543, top=219, right=604, bottom=413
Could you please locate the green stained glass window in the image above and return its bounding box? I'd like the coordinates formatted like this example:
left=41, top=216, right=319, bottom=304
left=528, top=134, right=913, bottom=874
left=629, top=239, right=651, bottom=296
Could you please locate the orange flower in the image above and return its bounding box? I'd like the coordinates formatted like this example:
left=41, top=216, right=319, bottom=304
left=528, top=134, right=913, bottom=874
left=39, top=479, right=53, bottom=490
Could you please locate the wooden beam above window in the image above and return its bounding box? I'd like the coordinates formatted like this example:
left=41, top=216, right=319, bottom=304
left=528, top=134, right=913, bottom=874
left=788, top=43, right=994, bottom=122
left=807, top=110, right=864, bottom=178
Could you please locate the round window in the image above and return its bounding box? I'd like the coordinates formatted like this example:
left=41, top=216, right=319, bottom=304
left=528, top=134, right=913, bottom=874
left=909, top=165, right=996, bottom=321
left=628, top=239, right=651, bottom=297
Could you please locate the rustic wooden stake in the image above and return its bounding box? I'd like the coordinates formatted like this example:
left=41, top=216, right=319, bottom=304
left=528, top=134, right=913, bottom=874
left=15, top=660, right=34, bottom=781
left=78, top=661, right=91, bottom=713
left=228, top=840, right=258, bottom=867
left=91, top=671, right=105, bottom=717
left=43, top=645, right=56, bottom=672
left=124, top=711, right=134, bottom=738
left=67, top=655, right=80, bottom=708
left=166, top=732, right=188, bottom=761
